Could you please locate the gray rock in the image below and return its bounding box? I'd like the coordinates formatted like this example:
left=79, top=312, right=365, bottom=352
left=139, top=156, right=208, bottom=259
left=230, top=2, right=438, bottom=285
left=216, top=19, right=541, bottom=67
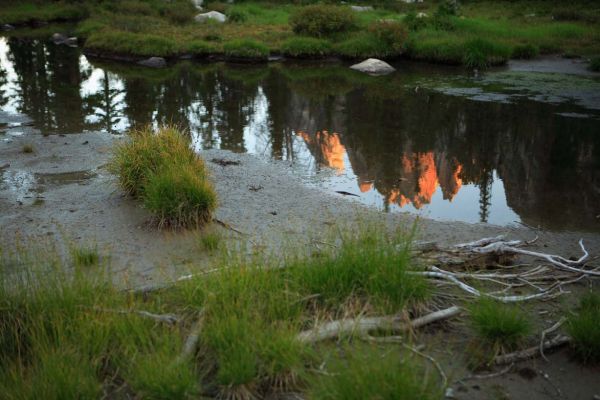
left=137, top=57, right=167, bottom=68
left=51, top=33, right=67, bottom=44
left=191, top=0, right=203, bottom=10
left=51, top=33, right=78, bottom=46
left=194, top=11, right=226, bottom=23
left=350, top=58, right=395, bottom=75
left=2, top=24, right=15, bottom=31
left=350, top=5, right=373, bottom=11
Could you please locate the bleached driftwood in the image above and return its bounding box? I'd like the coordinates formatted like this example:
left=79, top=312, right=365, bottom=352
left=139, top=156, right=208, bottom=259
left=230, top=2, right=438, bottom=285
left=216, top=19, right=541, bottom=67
left=296, top=306, right=461, bottom=343
left=176, top=310, right=205, bottom=363
left=91, top=307, right=180, bottom=324
left=494, top=335, right=571, bottom=365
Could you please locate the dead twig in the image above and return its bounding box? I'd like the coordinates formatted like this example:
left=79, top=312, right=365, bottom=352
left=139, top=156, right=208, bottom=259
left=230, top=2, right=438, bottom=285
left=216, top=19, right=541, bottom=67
left=494, top=335, right=571, bottom=365
left=296, top=306, right=461, bottom=343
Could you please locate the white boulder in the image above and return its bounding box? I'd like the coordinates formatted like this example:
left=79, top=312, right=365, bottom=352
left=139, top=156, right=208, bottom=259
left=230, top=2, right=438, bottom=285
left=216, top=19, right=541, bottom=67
left=350, top=58, right=395, bottom=75
left=194, top=11, right=226, bottom=23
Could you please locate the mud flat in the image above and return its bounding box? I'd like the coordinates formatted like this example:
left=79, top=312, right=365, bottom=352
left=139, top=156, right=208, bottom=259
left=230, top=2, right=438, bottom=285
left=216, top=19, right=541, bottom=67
left=1, top=111, right=599, bottom=287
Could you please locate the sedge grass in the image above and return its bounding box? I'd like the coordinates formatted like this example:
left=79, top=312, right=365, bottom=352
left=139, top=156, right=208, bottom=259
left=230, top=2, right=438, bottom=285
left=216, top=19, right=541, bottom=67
left=469, top=298, right=531, bottom=349
left=567, top=292, right=600, bottom=363
left=110, top=126, right=216, bottom=229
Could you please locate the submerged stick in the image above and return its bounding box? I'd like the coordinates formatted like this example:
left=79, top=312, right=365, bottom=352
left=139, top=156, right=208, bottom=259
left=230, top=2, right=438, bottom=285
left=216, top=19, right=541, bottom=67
left=296, top=306, right=461, bottom=343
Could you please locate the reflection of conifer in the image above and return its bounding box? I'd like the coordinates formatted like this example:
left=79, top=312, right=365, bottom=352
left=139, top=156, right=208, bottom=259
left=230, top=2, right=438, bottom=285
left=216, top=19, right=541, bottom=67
left=85, top=70, right=124, bottom=134
left=478, top=168, right=493, bottom=223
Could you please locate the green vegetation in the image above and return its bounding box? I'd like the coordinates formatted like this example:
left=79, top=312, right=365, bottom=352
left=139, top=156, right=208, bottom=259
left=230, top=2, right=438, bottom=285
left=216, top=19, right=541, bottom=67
left=5, top=1, right=599, bottom=67
left=469, top=298, right=531, bottom=348
left=0, top=228, right=437, bottom=399
left=281, top=37, right=331, bottom=58
left=567, top=292, right=600, bottom=363
left=590, top=56, right=600, bottom=72
left=309, top=346, right=442, bottom=400
left=109, top=126, right=216, bottom=228
left=223, top=39, right=270, bottom=61
left=289, top=4, right=356, bottom=37
left=22, top=143, right=34, bottom=153
left=198, top=231, right=222, bottom=252
left=70, top=244, right=100, bottom=267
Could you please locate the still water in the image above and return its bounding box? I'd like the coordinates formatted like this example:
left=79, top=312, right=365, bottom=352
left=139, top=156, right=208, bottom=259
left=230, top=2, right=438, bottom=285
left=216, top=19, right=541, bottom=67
left=1, top=36, right=599, bottom=231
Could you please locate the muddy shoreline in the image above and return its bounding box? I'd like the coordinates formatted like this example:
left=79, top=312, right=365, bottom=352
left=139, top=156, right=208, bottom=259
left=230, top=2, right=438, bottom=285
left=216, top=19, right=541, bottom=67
left=2, top=111, right=599, bottom=287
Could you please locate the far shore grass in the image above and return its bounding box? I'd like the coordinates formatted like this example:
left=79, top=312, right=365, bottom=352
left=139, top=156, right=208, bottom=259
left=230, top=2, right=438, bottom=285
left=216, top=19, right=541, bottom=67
left=2, top=0, right=600, bottom=68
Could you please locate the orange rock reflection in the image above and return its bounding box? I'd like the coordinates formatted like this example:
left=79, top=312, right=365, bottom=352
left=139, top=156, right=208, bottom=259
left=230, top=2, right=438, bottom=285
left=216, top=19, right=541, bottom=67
left=298, top=130, right=345, bottom=172
left=296, top=131, right=463, bottom=208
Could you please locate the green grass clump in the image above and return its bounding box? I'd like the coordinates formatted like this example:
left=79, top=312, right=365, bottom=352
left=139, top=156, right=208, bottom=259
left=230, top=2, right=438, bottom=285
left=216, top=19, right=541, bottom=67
left=198, top=231, right=222, bottom=252
left=110, top=126, right=216, bottom=228
left=289, top=5, right=357, bottom=37
left=0, top=2, right=88, bottom=25
left=512, top=43, right=539, bottom=59
left=281, top=37, right=332, bottom=58
left=184, top=40, right=214, bottom=57
left=22, top=143, right=34, bottom=154
left=566, top=292, right=600, bottom=363
left=590, top=57, right=600, bottom=72
left=227, top=8, right=248, bottom=23
left=70, top=245, right=99, bottom=267
left=85, top=30, right=180, bottom=57
left=285, top=227, right=428, bottom=313
left=469, top=298, right=530, bottom=348
left=223, top=39, right=270, bottom=60
left=143, top=164, right=217, bottom=228
left=309, top=347, right=441, bottom=400
left=463, top=38, right=511, bottom=68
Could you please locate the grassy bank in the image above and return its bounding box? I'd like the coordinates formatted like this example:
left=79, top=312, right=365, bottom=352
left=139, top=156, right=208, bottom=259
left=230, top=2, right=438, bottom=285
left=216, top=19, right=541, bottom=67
left=2, top=1, right=599, bottom=67
left=0, top=228, right=440, bottom=399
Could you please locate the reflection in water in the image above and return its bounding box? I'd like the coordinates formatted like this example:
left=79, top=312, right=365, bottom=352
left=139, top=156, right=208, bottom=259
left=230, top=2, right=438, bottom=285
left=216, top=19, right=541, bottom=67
left=1, top=37, right=599, bottom=231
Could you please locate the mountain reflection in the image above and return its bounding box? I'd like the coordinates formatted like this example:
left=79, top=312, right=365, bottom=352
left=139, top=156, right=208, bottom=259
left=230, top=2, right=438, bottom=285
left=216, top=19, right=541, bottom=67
left=1, top=37, right=598, bottom=231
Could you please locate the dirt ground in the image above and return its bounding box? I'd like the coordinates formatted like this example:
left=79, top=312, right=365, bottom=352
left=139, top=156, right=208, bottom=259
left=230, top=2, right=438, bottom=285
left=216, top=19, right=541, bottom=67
left=1, top=110, right=599, bottom=399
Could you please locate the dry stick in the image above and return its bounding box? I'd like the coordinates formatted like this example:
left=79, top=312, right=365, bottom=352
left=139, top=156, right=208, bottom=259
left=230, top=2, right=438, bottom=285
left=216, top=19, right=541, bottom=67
left=176, top=310, right=206, bottom=364
left=539, top=317, right=567, bottom=362
left=409, top=269, right=557, bottom=303
left=494, top=335, right=571, bottom=365
left=296, top=306, right=461, bottom=343
left=402, top=343, right=448, bottom=387
left=463, top=363, right=514, bottom=380
left=90, top=307, right=180, bottom=324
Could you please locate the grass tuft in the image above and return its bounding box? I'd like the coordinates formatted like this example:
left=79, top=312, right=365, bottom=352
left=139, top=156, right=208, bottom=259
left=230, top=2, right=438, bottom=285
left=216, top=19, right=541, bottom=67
left=309, top=346, right=441, bottom=400
left=590, top=56, right=600, bottom=72
left=567, top=292, right=600, bottom=363
left=469, top=298, right=530, bottom=348
left=70, top=245, right=99, bottom=267
left=22, top=143, right=34, bottom=154
left=289, top=5, right=356, bottom=38
left=512, top=43, right=539, bottom=59
left=463, top=38, right=511, bottom=69
left=281, top=37, right=331, bottom=58
left=110, top=126, right=216, bottom=229
left=223, top=39, right=270, bottom=61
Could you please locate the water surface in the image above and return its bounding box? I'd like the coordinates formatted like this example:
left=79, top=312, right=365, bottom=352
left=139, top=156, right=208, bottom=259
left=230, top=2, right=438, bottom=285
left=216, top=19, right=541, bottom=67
left=1, top=36, right=599, bottom=231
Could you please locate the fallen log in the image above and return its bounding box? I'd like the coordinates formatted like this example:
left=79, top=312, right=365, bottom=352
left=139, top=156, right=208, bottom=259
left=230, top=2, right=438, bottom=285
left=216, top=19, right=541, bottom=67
left=296, top=306, right=461, bottom=343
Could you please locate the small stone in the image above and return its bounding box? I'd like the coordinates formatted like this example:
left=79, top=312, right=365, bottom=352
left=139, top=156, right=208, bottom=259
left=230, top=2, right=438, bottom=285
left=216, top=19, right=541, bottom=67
left=350, top=5, right=373, bottom=11
left=350, top=58, right=396, bottom=75
left=137, top=57, right=167, bottom=68
left=191, top=0, right=204, bottom=10
left=194, top=11, right=226, bottom=23
left=64, top=37, right=78, bottom=47
left=51, top=32, right=67, bottom=44
left=2, top=24, right=15, bottom=31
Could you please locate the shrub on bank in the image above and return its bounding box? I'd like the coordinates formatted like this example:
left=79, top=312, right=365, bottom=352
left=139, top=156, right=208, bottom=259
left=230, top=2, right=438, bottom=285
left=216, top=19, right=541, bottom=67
left=289, top=5, right=356, bottom=37
left=281, top=37, right=332, bottom=58
left=110, top=126, right=216, bottom=228
left=85, top=30, right=180, bottom=57
left=469, top=298, right=531, bottom=348
left=590, top=56, right=600, bottom=72
left=567, top=292, right=600, bottom=363
left=463, top=38, right=511, bottom=68
left=367, top=20, right=408, bottom=54
left=512, top=43, right=539, bottom=59
left=223, top=39, right=270, bottom=60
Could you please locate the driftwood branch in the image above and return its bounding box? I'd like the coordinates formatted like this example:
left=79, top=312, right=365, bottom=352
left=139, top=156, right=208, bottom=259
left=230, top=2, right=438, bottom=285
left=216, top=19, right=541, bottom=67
left=176, top=310, right=205, bottom=364
left=494, top=335, right=571, bottom=365
left=90, top=307, right=180, bottom=324
left=296, top=306, right=461, bottom=343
